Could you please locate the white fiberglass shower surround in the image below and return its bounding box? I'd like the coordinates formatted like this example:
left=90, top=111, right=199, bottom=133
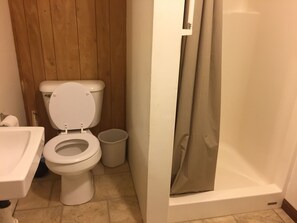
left=126, top=0, right=297, bottom=223
left=169, top=1, right=297, bottom=222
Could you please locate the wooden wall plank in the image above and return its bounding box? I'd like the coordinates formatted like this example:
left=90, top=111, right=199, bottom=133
left=37, top=0, right=57, bottom=80
left=24, top=0, right=54, bottom=139
left=110, top=0, right=126, bottom=129
left=95, top=0, right=112, bottom=132
left=9, top=0, right=35, bottom=125
left=10, top=0, right=126, bottom=139
left=24, top=0, right=45, bottom=86
left=76, top=0, right=98, bottom=79
left=36, top=0, right=58, bottom=139
left=50, top=0, right=80, bottom=79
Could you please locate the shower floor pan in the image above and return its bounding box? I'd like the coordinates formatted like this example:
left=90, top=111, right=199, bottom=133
left=168, top=143, right=282, bottom=222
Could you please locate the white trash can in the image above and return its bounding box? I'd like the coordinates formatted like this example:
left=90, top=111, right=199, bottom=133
left=98, top=129, right=128, bottom=167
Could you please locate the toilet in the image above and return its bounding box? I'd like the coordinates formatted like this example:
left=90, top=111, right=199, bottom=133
left=39, top=80, right=105, bottom=205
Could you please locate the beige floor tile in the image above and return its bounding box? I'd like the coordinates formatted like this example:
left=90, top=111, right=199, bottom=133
left=93, top=173, right=135, bottom=200
left=14, top=206, right=62, bottom=223
left=234, top=210, right=284, bottom=223
left=16, top=181, right=53, bottom=210
left=33, top=170, right=60, bottom=181
left=109, top=197, right=143, bottom=223
left=202, top=216, right=237, bottom=223
left=104, top=161, right=130, bottom=175
left=10, top=199, right=18, bottom=212
left=62, top=201, right=109, bottom=223
left=182, top=216, right=236, bottom=223
left=182, top=220, right=203, bottom=223
left=92, top=162, right=105, bottom=175
left=49, top=180, right=63, bottom=207
left=274, top=208, right=295, bottom=223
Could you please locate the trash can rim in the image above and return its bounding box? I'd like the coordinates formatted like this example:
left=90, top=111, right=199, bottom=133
left=98, top=128, right=128, bottom=144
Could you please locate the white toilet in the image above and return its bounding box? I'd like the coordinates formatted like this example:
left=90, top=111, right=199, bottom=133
left=39, top=80, right=105, bottom=205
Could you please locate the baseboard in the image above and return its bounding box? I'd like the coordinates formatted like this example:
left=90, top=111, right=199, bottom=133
left=282, top=199, right=297, bottom=222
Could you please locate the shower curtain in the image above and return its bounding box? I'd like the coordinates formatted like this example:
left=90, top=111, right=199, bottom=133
left=171, top=0, right=222, bottom=195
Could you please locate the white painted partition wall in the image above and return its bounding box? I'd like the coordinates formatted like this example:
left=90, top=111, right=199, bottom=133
left=127, top=0, right=297, bottom=222
left=126, top=0, right=184, bottom=222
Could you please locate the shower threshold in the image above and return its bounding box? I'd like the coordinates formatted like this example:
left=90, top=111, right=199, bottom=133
left=168, top=143, right=283, bottom=222
left=168, top=184, right=282, bottom=222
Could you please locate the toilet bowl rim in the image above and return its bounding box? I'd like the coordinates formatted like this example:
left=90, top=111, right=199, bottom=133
left=43, top=132, right=100, bottom=164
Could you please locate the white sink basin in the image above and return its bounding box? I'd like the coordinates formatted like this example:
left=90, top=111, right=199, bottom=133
left=0, top=127, right=44, bottom=200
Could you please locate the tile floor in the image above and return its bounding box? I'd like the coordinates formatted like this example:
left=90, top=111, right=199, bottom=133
left=12, top=162, right=294, bottom=223
left=13, top=162, right=142, bottom=223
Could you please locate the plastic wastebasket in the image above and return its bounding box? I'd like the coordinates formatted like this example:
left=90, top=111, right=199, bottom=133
left=98, top=129, right=128, bottom=167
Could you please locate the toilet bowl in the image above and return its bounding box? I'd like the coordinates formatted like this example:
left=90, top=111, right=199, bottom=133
left=39, top=81, right=105, bottom=205
left=44, top=131, right=101, bottom=205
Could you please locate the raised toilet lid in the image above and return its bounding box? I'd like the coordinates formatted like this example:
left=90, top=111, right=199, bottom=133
left=49, top=82, right=95, bottom=131
left=43, top=133, right=100, bottom=164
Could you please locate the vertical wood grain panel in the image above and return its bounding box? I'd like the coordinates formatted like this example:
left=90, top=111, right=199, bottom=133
left=37, top=0, right=57, bottom=80
left=95, top=0, right=112, bottom=132
left=50, top=0, right=80, bottom=79
left=9, top=0, right=126, bottom=139
left=9, top=0, right=35, bottom=124
left=76, top=0, right=98, bottom=79
left=36, top=0, right=59, bottom=139
left=24, top=0, right=45, bottom=85
left=23, top=0, right=53, bottom=139
left=110, top=0, right=126, bottom=129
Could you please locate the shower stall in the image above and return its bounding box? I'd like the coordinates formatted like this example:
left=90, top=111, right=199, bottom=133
left=127, top=0, right=297, bottom=222
left=169, top=1, right=297, bottom=222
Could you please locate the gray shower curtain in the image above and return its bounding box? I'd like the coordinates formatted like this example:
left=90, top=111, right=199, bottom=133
left=171, top=0, right=222, bottom=195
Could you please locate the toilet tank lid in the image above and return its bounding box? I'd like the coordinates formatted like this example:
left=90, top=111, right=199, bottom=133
left=39, top=80, right=105, bottom=93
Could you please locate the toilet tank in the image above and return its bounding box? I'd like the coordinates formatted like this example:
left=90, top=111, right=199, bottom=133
left=39, top=80, right=105, bottom=129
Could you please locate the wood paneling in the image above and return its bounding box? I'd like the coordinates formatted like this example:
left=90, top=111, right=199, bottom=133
left=95, top=0, right=112, bottom=133
left=51, top=0, right=81, bottom=79
left=37, top=0, right=57, bottom=80
left=76, top=0, right=98, bottom=79
left=9, top=0, right=36, bottom=125
left=110, top=0, right=126, bottom=129
left=9, top=0, right=126, bottom=141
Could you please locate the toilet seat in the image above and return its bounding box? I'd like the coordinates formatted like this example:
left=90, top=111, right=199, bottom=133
left=49, top=82, right=95, bottom=131
left=44, top=133, right=100, bottom=164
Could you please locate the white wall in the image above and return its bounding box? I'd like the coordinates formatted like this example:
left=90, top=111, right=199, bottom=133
left=221, top=0, right=297, bottom=187
left=126, top=0, right=153, bottom=220
left=0, top=0, right=26, bottom=125
left=127, top=0, right=184, bottom=222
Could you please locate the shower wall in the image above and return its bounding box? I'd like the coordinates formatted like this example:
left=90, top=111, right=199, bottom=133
left=221, top=0, right=297, bottom=186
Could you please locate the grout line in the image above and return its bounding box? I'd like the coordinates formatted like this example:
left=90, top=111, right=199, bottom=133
left=14, top=205, right=62, bottom=213
left=273, top=209, right=287, bottom=223
left=47, top=179, right=56, bottom=207
left=232, top=214, right=239, bottom=223
left=107, top=195, right=139, bottom=202
left=107, top=199, right=111, bottom=223
left=59, top=205, right=64, bottom=223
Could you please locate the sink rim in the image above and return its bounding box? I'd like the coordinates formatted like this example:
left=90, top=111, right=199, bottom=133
left=0, top=126, right=44, bottom=200
left=0, top=130, right=31, bottom=176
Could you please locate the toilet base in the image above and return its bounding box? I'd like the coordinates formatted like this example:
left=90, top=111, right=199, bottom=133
left=60, top=171, right=94, bottom=205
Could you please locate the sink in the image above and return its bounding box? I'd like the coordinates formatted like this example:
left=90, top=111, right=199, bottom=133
left=0, top=127, right=44, bottom=200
